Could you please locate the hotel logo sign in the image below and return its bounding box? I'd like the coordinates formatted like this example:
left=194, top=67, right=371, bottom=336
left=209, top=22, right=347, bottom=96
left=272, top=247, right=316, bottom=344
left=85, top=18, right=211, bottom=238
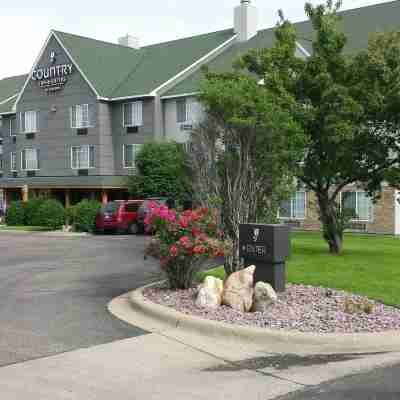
left=32, top=51, right=73, bottom=93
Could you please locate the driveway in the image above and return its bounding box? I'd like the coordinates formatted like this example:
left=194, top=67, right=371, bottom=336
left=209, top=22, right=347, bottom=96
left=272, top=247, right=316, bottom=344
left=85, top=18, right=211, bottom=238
left=0, top=232, right=161, bottom=367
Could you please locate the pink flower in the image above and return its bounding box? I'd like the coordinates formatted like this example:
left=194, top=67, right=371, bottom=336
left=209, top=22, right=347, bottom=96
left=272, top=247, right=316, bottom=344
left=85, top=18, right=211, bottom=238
left=169, top=245, right=179, bottom=257
left=167, top=210, right=177, bottom=223
left=179, top=236, right=192, bottom=249
left=159, top=205, right=169, bottom=220
left=193, top=245, right=206, bottom=255
left=179, top=216, right=189, bottom=229
left=191, top=227, right=201, bottom=237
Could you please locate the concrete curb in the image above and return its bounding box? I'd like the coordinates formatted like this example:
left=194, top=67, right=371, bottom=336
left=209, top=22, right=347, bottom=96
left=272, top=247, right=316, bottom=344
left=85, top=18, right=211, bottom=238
left=126, top=282, right=400, bottom=353
left=0, top=229, right=89, bottom=237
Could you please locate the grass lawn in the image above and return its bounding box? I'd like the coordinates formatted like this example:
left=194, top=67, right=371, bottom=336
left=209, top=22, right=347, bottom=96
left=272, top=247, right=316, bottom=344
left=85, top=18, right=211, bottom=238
left=0, top=225, right=52, bottom=232
left=199, top=231, right=400, bottom=307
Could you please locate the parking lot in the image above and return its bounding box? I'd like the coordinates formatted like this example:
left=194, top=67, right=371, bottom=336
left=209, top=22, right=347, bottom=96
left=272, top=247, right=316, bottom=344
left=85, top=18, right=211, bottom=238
left=0, top=232, right=161, bottom=367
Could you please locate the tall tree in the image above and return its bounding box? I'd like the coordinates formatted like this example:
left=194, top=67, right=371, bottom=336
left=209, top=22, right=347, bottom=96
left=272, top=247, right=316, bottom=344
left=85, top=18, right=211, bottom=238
left=239, top=1, right=400, bottom=254
left=193, top=73, right=304, bottom=274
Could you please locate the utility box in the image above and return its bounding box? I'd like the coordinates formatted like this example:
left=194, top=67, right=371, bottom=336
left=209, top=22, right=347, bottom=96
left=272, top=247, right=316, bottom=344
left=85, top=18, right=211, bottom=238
left=239, top=224, right=290, bottom=292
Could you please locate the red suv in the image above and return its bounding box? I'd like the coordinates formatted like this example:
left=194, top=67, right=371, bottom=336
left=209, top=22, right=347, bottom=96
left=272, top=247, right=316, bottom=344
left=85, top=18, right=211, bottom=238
left=96, top=200, right=143, bottom=234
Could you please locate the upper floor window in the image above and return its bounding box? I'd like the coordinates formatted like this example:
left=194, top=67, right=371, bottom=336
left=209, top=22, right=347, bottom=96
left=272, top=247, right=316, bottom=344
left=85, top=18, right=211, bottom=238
left=71, top=145, right=95, bottom=169
left=0, top=157, right=3, bottom=171
left=70, top=104, right=91, bottom=129
left=123, top=144, right=142, bottom=169
left=176, top=98, right=201, bottom=124
left=10, top=152, right=16, bottom=171
left=0, top=138, right=3, bottom=155
left=9, top=117, right=17, bottom=136
left=280, top=191, right=306, bottom=220
left=20, top=111, right=39, bottom=134
left=341, top=191, right=373, bottom=222
left=123, top=102, right=143, bottom=127
left=21, top=148, right=40, bottom=171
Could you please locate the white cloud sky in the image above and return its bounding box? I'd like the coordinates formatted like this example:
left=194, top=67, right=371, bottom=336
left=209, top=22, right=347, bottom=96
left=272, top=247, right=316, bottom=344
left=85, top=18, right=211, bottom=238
left=0, top=0, right=393, bottom=80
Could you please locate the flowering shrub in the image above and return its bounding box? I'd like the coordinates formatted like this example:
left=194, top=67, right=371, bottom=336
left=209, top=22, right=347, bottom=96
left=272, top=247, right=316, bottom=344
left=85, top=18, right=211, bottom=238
left=145, top=203, right=226, bottom=289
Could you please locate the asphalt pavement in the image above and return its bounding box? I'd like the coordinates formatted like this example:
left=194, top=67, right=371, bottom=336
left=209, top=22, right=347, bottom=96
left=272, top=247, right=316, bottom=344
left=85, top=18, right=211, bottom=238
left=0, top=231, right=161, bottom=367
left=275, top=362, right=400, bottom=400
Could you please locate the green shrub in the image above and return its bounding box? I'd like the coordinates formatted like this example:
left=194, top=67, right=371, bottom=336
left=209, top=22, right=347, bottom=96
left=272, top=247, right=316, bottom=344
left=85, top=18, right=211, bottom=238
left=69, top=200, right=102, bottom=233
left=5, top=201, right=26, bottom=226
left=36, top=199, right=65, bottom=229
left=24, top=198, right=45, bottom=226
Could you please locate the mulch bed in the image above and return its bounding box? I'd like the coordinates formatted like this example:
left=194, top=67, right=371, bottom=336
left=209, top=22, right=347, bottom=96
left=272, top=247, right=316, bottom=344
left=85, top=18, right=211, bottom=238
left=143, top=283, right=400, bottom=334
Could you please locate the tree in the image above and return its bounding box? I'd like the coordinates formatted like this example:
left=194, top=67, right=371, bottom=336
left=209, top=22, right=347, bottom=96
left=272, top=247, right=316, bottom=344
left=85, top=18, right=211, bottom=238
left=126, top=142, right=192, bottom=202
left=193, top=72, right=304, bottom=275
left=238, top=1, right=400, bottom=254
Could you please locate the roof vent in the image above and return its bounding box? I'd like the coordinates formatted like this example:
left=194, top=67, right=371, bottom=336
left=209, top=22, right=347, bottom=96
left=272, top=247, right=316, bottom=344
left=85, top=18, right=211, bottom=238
left=234, top=0, right=258, bottom=42
left=118, top=34, right=140, bottom=49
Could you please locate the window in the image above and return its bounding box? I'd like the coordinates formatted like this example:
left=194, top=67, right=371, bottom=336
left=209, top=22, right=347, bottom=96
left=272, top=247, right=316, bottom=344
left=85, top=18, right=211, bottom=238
left=0, top=138, right=3, bottom=155
left=341, top=191, right=373, bottom=221
left=21, top=148, right=39, bottom=171
left=176, top=98, right=200, bottom=123
left=280, top=191, right=306, bottom=220
left=176, top=99, right=187, bottom=123
left=71, top=145, right=95, bottom=169
left=0, top=158, right=3, bottom=171
left=123, top=144, right=142, bottom=168
left=70, top=104, right=91, bottom=128
left=20, top=111, right=38, bottom=133
left=123, top=102, right=143, bottom=127
left=10, top=152, right=16, bottom=171
left=9, top=117, right=16, bottom=136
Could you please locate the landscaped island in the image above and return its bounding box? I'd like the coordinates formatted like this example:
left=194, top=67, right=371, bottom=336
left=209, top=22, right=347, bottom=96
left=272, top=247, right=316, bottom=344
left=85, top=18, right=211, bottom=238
left=144, top=232, right=400, bottom=335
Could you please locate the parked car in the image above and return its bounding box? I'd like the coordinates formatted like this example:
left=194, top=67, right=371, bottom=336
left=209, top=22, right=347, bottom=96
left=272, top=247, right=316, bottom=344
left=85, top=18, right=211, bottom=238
left=96, top=200, right=143, bottom=234
left=137, top=197, right=169, bottom=233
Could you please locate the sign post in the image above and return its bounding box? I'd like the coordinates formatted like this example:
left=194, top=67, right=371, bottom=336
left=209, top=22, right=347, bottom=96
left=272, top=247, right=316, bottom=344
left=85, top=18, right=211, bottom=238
left=239, top=224, right=290, bottom=292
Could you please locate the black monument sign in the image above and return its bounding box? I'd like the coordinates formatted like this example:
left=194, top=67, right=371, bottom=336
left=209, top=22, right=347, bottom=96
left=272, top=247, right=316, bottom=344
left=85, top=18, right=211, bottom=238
left=239, top=224, right=290, bottom=292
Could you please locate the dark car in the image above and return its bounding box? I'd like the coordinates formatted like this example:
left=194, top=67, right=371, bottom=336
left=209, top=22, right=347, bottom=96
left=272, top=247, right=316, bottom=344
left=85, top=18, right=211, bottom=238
left=136, top=197, right=170, bottom=233
left=96, top=200, right=143, bottom=234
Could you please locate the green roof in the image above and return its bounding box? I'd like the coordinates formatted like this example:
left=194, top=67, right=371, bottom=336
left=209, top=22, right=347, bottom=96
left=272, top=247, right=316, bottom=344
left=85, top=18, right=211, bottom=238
left=0, top=75, right=27, bottom=114
left=164, top=0, right=400, bottom=97
left=2, top=1, right=400, bottom=103
left=54, top=29, right=235, bottom=98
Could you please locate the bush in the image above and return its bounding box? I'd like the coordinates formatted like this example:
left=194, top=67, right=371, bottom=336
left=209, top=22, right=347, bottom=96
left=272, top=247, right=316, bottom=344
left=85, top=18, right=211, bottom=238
left=145, top=204, right=226, bottom=289
left=5, top=201, right=26, bottom=226
left=126, top=142, right=192, bottom=201
left=36, top=199, right=65, bottom=229
left=24, top=198, right=45, bottom=226
left=69, top=200, right=102, bottom=233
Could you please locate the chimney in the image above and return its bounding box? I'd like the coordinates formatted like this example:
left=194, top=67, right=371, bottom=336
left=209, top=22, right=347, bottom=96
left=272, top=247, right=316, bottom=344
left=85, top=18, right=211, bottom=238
left=118, top=34, right=140, bottom=49
left=234, top=0, right=258, bottom=42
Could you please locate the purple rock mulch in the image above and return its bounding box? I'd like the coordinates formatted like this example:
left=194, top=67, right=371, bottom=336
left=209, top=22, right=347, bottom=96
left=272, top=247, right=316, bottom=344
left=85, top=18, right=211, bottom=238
left=143, top=284, right=400, bottom=334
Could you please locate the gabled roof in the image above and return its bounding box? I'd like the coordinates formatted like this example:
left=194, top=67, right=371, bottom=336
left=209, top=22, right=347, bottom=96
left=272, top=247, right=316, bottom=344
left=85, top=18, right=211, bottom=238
left=0, top=75, right=28, bottom=115
left=164, top=0, right=400, bottom=97
left=2, top=1, right=400, bottom=104
left=54, top=28, right=236, bottom=99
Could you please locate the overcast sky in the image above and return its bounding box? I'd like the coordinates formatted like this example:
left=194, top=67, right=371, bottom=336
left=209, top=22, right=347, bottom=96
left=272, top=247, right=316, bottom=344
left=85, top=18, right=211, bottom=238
left=0, top=0, right=393, bottom=80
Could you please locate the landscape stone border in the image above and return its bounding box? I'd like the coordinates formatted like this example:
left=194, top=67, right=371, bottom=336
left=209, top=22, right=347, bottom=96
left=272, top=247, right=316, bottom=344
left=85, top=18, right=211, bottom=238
left=125, top=282, right=400, bottom=354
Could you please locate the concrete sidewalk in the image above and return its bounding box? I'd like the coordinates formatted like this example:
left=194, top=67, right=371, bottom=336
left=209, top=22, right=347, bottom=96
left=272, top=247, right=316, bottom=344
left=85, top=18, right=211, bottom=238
left=1, top=318, right=400, bottom=399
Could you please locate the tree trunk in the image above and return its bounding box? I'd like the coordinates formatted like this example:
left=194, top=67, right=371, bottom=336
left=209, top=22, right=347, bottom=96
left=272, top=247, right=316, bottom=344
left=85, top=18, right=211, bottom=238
left=224, top=235, right=241, bottom=276
left=317, top=193, right=343, bottom=255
